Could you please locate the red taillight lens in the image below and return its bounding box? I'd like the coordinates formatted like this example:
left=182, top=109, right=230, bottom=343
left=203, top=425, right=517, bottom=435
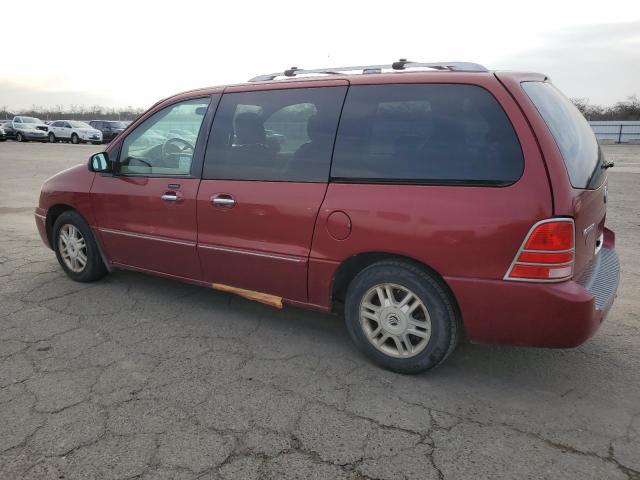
left=505, top=219, right=575, bottom=282
left=523, top=222, right=573, bottom=251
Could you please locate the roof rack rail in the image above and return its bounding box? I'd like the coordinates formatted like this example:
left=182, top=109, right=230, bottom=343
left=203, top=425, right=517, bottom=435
left=249, top=59, right=488, bottom=82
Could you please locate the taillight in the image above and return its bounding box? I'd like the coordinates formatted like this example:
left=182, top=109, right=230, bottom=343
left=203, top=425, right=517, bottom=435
left=504, top=218, right=575, bottom=282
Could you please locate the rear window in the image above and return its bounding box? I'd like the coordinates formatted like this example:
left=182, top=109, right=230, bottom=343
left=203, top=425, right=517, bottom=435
left=522, top=81, right=602, bottom=189
left=331, top=84, right=523, bottom=185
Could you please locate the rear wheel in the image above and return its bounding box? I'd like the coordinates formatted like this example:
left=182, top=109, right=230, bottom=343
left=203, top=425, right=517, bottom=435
left=53, top=210, right=108, bottom=282
left=344, top=260, right=460, bottom=374
left=48, top=132, right=56, bottom=143
left=71, top=133, right=80, bottom=144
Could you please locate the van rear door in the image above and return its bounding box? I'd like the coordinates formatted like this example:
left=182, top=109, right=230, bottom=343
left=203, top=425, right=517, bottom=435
left=520, top=80, right=608, bottom=277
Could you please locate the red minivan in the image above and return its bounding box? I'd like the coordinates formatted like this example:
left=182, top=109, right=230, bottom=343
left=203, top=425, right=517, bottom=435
left=35, top=61, right=619, bottom=373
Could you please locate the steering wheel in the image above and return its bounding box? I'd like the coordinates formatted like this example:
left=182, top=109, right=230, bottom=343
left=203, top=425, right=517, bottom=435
left=161, top=137, right=194, bottom=159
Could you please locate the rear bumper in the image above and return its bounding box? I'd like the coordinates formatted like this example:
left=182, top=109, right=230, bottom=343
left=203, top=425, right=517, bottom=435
left=447, top=247, right=620, bottom=348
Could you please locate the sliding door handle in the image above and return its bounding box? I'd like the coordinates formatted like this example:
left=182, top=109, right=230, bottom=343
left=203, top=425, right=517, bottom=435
left=210, top=194, right=236, bottom=207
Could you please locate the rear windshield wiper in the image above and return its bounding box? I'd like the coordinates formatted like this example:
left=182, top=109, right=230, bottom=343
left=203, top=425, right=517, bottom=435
left=601, top=160, right=615, bottom=170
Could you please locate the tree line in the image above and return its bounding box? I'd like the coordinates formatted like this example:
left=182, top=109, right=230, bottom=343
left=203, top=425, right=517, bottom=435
left=2, top=95, right=639, bottom=122
left=0, top=105, right=145, bottom=122
left=570, top=95, right=640, bottom=121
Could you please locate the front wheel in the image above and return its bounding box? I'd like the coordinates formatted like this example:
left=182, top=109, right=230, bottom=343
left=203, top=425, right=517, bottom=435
left=48, top=133, right=56, bottom=143
left=16, top=132, right=24, bottom=142
left=53, top=210, right=108, bottom=282
left=70, top=133, right=80, bottom=144
left=344, top=260, right=461, bottom=374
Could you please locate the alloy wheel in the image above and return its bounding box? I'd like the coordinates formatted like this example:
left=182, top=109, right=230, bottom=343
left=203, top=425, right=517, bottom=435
left=359, top=283, right=432, bottom=358
left=58, top=224, right=87, bottom=273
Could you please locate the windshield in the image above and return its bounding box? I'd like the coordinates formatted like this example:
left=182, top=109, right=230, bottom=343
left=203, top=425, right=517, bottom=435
left=69, top=121, right=91, bottom=128
left=21, top=117, right=42, bottom=124
left=105, top=121, right=126, bottom=129
left=522, top=81, right=602, bottom=189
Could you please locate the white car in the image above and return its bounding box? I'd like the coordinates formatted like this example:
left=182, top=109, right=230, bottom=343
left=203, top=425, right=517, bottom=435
left=12, top=116, right=49, bottom=142
left=47, top=120, right=103, bottom=144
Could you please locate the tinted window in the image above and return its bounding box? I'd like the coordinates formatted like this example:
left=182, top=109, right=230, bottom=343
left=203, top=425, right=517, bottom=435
left=203, top=86, right=346, bottom=182
left=120, top=98, right=210, bottom=176
left=522, top=81, right=601, bottom=189
left=331, top=84, right=523, bottom=184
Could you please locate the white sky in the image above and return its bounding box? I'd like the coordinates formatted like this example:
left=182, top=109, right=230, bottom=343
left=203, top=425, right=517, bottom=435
left=1, top=0, right=639, bottom=110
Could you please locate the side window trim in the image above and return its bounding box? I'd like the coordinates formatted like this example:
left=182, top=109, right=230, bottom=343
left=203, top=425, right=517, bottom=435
left=113, top=94, right=220, bottom=179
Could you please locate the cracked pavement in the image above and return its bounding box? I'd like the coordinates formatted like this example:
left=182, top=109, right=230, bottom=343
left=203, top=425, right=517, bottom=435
left=0, top=142, right=639, bottom=479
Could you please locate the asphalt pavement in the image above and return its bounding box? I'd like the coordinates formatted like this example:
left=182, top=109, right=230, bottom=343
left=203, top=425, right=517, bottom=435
left=0, top=141, right=639, bottom=479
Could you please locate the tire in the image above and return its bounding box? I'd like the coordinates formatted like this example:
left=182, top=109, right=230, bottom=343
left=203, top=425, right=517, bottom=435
left=48, top=132, right=56, bottom=143
left=71, top=133, right=80, bottom=144
left=16, top=132, right=24, bottom=142
left=344, top=260, right=460, bottom=374
left=52, top=210, right=108, bottom=282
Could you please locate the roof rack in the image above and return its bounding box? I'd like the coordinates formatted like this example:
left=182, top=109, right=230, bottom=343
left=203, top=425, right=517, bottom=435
left=249, top=59, right=488, bottom=82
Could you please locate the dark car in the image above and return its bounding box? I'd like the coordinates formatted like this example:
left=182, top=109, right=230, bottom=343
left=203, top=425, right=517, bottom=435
left=0, top=120, right=15, bottom=140
left=88, top=120, right=127, bottom=143
left=35, top=60, right=619, bottom=373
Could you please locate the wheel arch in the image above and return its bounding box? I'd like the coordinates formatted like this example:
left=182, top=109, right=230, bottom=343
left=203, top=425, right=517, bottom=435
left=330, top=252, right=462, bottom=322
left=46, top=204, right=111, bottom=272
left=46, top=204, right=75, bottom=246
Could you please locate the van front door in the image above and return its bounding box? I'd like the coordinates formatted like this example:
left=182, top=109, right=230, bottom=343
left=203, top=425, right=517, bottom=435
left=91, top=96, right=215, bottom=280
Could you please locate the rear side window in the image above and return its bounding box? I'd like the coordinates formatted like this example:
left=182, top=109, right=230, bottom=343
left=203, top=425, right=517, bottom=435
left=522, top=81, right=601, bottom=189
left=203, top=86, right=347, bottom=182
left=331, top=84, right=523, bottom=184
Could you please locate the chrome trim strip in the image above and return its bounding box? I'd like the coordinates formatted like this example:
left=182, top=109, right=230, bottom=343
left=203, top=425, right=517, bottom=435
left=34, top=213, right=46, bottom=221
left=198, top=243, right=307, bottom=264
left=98, top=227, right=196, bottom=247
left=513, top=261, right=573, bottom=267
left=503, top=218, right=576, bottom=283
left=521, top=248, right=574, bottom=254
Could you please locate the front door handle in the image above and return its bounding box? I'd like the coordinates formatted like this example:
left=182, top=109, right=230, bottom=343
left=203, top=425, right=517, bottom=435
left=210, top=194, right=236, bottom=207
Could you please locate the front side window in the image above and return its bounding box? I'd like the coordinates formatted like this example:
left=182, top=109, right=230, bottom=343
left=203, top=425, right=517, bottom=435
left=119, top=98, right=210, bottom=176
left=203, top=86, right=346, bottom=182
left=331, top=84, right=523, bottom=184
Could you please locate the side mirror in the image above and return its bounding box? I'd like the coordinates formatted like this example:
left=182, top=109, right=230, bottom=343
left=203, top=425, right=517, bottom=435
left=88, top=152, right=112, bottom=173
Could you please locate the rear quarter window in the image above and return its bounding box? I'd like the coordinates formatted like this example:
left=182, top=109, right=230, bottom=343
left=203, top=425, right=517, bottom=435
left=521, top=81, right=601, bottom=189
left=331, top=84, right=523, bottom=185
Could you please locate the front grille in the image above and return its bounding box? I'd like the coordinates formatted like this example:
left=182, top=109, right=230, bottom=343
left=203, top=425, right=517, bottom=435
left=36, top=126, right=48, bottom=131
left=577, top=248, right=620, bottom=310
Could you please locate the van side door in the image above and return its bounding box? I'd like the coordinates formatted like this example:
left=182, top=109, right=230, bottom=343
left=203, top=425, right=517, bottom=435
left=196, top=83, right=347, bottom=303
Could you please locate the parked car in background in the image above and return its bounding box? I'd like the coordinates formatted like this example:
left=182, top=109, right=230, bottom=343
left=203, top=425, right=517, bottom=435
left=47, top=121, right=103, bottom=144
left=0, top=120, right=15, bottom=140
left=0, top=124, right=6, bottom=141
left=88, top=120, right=127, bottom=143
left=35, top=61, right=619, bottom=373
left=12, top=116, right=49, bottom=142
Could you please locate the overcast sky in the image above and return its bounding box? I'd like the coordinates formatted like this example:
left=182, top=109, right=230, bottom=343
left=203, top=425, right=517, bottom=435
left=1, top=0, right=639, bottom=111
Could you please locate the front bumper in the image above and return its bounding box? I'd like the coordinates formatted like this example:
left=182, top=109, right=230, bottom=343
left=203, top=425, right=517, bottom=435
left=447, top=246, right=620, bottom=348
left=35, top=207, right=50, bottom=248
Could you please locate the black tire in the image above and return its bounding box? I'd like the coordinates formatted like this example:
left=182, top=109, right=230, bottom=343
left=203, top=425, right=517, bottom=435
left=48, top=132, right=56, bottom=143
left=344, top=260, right=461, bottom=374
left=16, top=132, right=24, bottom=142
left=71, top=133, right=80, bottom=144
left=52, top=210, right=108, bottom=282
